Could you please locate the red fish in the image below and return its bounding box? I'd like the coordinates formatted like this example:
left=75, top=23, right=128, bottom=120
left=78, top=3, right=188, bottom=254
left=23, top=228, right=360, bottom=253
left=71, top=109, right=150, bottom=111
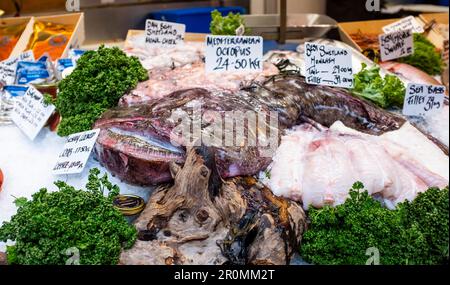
left=380, top=61, right=442, bottom=86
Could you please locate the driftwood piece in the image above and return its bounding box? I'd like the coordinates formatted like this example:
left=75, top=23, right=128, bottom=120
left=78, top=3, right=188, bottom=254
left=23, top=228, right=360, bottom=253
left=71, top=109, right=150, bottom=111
left=120, top=147, right=306, bottom=265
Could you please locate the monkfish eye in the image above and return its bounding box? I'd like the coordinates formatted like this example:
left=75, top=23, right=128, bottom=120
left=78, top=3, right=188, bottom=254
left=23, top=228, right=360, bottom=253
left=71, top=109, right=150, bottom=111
left=200, top=166, right=209, bottom=178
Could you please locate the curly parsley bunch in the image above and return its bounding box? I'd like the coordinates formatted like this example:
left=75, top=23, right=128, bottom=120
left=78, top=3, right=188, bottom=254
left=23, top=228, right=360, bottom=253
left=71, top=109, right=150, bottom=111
left=54, top=45, right=148, bottom=136
left=0, top=169, right=137, bottom=265
left=300, top=182, right=449, bottom=265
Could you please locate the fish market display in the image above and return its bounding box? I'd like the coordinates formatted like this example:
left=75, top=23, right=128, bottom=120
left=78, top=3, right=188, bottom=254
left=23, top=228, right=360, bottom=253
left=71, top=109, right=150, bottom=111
left=0, top=22, right=27, bottom=61
left=1, top=6, right=450, bottom=267
left=96, top=75, right=408, bottom=186
left=264, top=121, right=449, bottom=209
left=26, top=20, right=74, bottom=60
left=119, top=62, right=279, bottom=106
left=119, top=147, right=306, bottom=265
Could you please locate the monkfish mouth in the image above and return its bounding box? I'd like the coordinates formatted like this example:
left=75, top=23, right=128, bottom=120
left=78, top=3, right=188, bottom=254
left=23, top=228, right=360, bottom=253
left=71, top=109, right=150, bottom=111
left=99, top=127, right=185, bottom=161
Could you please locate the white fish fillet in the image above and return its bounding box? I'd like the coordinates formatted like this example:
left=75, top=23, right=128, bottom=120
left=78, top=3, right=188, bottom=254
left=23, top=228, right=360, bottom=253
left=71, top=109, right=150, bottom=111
left=331, top=121, right=449, bottom=181
left=265, top=121, right=449, bottom=209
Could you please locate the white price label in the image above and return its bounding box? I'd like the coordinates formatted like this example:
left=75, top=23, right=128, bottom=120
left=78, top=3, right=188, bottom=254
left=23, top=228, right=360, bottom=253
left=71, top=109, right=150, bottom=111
left=19, top=50, right=35, bottom=61
left=383, top=16, right=424, bottom=34
left=52, top=129, right=100, bottom=175
left=11, top=86, right=55, bottom=141
left=304, top=42, right=354, bottom=88
left=403, top=83, right=445, bottom=117
left=205, top=35, right=263, bottom=73
left=379, top=29, right=414, bottom=62
left=145, top=19, right=185, bottom=47
left=0, top=63, right=16, bottom=85
left=0, top=50, right=35, bottom=85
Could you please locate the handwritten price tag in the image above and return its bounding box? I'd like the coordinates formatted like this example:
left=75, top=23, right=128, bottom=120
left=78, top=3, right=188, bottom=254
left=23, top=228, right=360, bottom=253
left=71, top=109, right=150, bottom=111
left=145, top=19, right=185, bottom=48
left=382, top=16, right=424, bottom=34
left=379, top=29, right=414, bottom=62
left=52, top=129, right=100, bottom=175
left=11, top=86, right=55, bottom=141
left=304, top=42, right=353, bottom=88
left=403, top=83, right=445, bottom=117
left=0, top=50, right=35, bottom=85
left=205, top=35, right=263, bottom=73
left=0, top=63, right=16, bottom=86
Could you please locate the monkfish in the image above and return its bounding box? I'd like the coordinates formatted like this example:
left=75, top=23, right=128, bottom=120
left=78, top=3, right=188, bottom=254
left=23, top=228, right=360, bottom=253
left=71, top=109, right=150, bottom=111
left=95, top=75, right=409, bottom=186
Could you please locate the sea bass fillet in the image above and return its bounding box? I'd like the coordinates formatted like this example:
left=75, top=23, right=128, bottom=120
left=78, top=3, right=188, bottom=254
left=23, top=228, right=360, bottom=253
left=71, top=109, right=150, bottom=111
left=95, top=75, right=408, bottom=186
left=264, top=121, right=449, bottom=209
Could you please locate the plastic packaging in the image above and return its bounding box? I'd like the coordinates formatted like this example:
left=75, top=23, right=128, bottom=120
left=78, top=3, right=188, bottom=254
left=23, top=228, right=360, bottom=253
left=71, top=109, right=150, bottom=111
left=15, top=61, right=50, bottom=85
left=56, top=58, right=74, bottom=80
left=68, top=49, right=86, bottom=63
left=0, top=85, right=29, bottom=125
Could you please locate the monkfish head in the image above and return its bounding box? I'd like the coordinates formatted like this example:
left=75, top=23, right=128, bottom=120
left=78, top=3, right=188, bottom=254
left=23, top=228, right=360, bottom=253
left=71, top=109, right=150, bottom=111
left=94, top=105, right=185, bottom=186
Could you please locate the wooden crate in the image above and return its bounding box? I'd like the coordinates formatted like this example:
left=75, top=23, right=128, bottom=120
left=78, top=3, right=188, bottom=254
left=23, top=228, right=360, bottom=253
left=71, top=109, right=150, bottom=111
left=419, top=13, right=449, bottom=26
left=13, top=12, right=85, bottom=60
left=0, top=16, right=34, bottom=59
left=338, top=17, right=445, bottom=51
